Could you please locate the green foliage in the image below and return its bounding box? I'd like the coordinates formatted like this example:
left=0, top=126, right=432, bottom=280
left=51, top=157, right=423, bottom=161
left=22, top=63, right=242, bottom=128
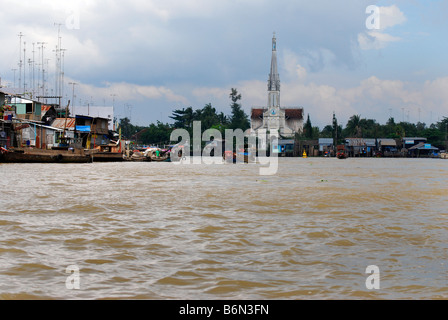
left=229, top=88, right=250, bottom=131
left=119, top=117, right=143, bottom=139
left=170, top=107, right=194, bottom=130
left=303, top=114, right=313, bottom=139
left=138, top=122, right=174, bottom=145
left=124, top=88, right=250, bottom=145
left=120, top=96, right=448, bottom=150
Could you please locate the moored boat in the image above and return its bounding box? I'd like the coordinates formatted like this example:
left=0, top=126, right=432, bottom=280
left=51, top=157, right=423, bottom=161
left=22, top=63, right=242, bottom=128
left=336, top=145, right=347, bottom=159
left=143, top=147, right=170, bottom=162
left=0, top=147, right=92, bottom=163
left=336, top=152, right=347, bottom=159
left=87, top=141, right=125, bottom=162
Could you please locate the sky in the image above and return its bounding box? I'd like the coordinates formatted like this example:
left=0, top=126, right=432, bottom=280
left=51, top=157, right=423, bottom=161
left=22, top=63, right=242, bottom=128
left=0, top=0, right=447, bottom=129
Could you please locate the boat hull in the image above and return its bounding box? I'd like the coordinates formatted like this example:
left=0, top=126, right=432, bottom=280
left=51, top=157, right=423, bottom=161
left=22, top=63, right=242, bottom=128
left=88, top=151, right=125, bottom=162
left=0, top=148, right=92, bottom=163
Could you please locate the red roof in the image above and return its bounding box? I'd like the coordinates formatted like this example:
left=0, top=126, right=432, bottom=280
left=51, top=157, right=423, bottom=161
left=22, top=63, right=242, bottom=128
left=284, top=108, right=303, bottom=120
left=251, top=108, right=266, bottom=119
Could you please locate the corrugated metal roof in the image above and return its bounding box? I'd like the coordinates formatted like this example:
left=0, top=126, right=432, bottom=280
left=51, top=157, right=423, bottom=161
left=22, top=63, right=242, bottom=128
left=403, top=137, right=427, bottom=140
left=0, top=88, right=22, bottom=96
left=378, top=139, right=397, bottom=146
left=346, top=138, right=377, bottom=147
left=409, top=142, right=438, bottom=150
left=319, top=138, right=334, bottom=144
left=346, top=138, right=365, bottom=146
left=278, top=139, right=295, bottom=144
left=52, top=118, right=76, bottom=130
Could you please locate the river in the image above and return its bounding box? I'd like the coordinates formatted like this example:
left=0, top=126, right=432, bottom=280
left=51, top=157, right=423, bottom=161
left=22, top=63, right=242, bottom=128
left=0, top=158, right=447, bottom=300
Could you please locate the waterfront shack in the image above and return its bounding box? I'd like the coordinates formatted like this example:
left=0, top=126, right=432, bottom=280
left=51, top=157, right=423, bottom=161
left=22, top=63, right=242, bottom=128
left=51, top=118, right=79, bottom=147
left=10, top=97, right=42, bottom=122
left=16, top=120, right=63, bottom=149
left=408, top=142, right=439, bottom=158
left=403, top=137, right=427, bottom=149
left=319, top=138, right=334, bottom=156
left=0, top=118, right=14, bottom=149
left=295, top=139, right=319, bottom=157
left=378, top=138, right=399, bottom=157
left=0, top=89, right=5, bottom=107
left=345, top=138, right=365, bottom=157
left=75, top=115, right=110, bottom=149
left=277, top=139, right=295, bottom=157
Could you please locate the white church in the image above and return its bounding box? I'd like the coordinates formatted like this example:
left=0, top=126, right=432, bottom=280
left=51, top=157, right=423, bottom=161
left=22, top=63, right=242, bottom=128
left=250, top=33, right=304, bottom=139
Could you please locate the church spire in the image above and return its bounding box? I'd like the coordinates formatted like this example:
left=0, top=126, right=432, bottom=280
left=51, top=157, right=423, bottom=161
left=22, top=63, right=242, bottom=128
left=268, top=32, right=280, bottom=92
left=268, top=32, right=280, bottom=108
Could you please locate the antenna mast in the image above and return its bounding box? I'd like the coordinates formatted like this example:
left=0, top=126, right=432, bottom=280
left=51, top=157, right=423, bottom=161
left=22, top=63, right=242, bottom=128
left=18, top=32, right=24, bottom=93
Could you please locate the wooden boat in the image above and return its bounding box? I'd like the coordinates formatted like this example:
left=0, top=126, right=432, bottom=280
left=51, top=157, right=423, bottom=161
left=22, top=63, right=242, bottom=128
left=0, top=147, right=92, bottom=163
left=143, top=147, right=170, bottom=162
left=336, top=145, right=347, bottom=159
left=89, top=150, right=124, bottom=162
left=336, top=152, right=347, bottom=159
left=223, top=150, right=252, bottom=163
left=87, top=142, right=125, bottom=162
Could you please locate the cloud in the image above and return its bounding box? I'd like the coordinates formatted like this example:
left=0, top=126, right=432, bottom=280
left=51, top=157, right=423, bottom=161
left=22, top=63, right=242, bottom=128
left=359, top=5, right=406, bottom=50
left=217, top=74, right=448, bottom=128
left=68, top=79, right=188, bottom=106
left=358, top=31, right=402, bottom=50
left=0, top=1, right=445, bottom=129
left=282, top=50, right=307, bottom=83
left=378, top=5, right=407, bottom=30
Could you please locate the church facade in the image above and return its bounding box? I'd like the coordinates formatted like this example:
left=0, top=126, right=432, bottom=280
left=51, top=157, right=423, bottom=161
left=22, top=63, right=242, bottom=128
left=250, top=34, right=304, bottom=138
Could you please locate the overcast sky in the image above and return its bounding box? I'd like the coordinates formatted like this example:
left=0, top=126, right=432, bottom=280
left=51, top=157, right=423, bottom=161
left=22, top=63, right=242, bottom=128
left=1, top=0, right=447, bottom=128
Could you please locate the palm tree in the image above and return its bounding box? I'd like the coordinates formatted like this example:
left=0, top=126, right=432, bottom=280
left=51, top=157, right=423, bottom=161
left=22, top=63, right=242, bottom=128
left=346, top=114, right=362, bottom=137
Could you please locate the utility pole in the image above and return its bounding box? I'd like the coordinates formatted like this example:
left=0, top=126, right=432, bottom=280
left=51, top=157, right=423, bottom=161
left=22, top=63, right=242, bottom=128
left=32, top=43, right=35, bottom=98
left=69, top=82, right=78, bottom=116
left=37, top=42, right=47, bottom=100
left=18, top=32, right=24, bottom=94
left=54, top=23, right=63, bottom=98
left=23, top=42, right=26, bottom=95
left=60, top=49, right=67, bottom=106
left=44, top=58, right=51, bottom=102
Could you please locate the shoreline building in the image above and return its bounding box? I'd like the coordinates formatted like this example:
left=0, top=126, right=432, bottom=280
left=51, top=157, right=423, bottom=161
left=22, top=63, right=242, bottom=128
left=250, top=33, right=304, bottom=143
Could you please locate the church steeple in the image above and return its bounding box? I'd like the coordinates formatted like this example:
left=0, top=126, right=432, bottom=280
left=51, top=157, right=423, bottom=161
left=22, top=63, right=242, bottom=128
left=268, top=32, right=280, bottom=108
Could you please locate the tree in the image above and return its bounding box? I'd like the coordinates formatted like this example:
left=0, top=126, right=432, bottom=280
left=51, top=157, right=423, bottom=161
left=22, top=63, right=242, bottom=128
left=332, top=112, right=342, bottom=144
left=359, top=118, right=378, bottom=138
left=344, top=114, right=362, bottom=137
left=139, top=121, right=173, bottom=145
left=170, top=107, right=194, bottom=130
left=229, top=88, right=250, bottom=131
left=200, top=103, right=220, bottom=130
left=303, top=114, right=313, bottom=139
left=436, top=117, right=448, bottom=142
left=320, top=125, right=333, bottom=138
left=119, top=117, right=140, bottom=139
